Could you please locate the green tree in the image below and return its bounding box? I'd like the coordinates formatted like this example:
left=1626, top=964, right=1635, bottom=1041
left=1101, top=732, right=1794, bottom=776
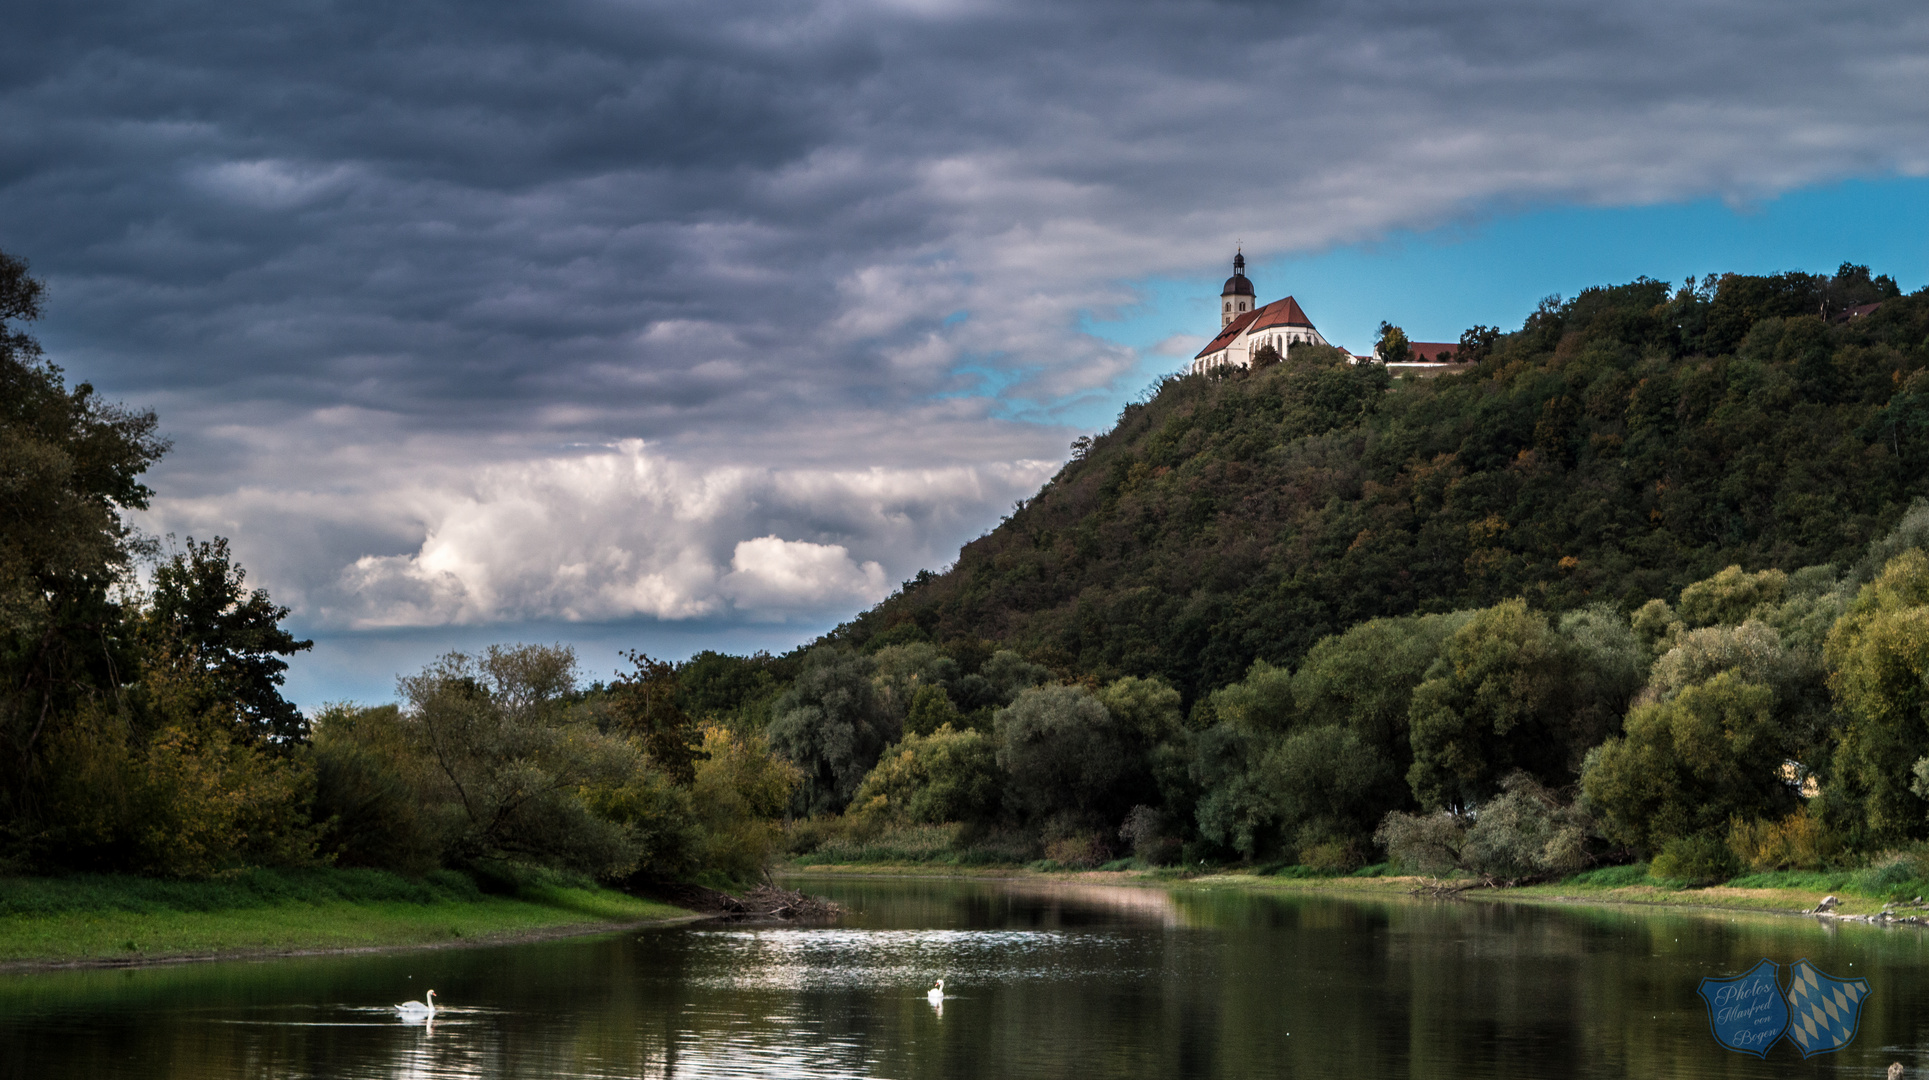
left=1405, top=600, right=1574, bottom=810
left=689, top=724, right=800, bottom=882
left=995, top=683, right=1125, bottom=827
left=607, top=650, right=702, bottom=784
left=1581, top=672, right=1793, bottom=854
left=1823, top=549, right=1929, bottom=846
left=850, top=723, right=1002, bottom=825
left=1375, top=321, right=1410, bottom=363
left=1, top=248, right=167, bottom=856
left=398, top=644, right=654, bottom=877
left=309, top=703, right=443, bottom=873
left=767, top=647, right=898, bottom=815
left=145, top=537, right=312, bottom=744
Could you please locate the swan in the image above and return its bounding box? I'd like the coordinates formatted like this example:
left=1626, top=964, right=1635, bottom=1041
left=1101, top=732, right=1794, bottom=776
left=926, top=979, right=945, bottom=1005
left=394, top=989, right=437, bottom=1019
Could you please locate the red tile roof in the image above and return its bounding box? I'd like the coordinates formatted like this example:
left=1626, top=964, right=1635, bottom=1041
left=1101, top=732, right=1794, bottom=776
left=1405, top=341, right=1459, bottom=362
left=1193, top=308, right=1262, bottom=359
left=1247, top=296, right=1314, bottom=332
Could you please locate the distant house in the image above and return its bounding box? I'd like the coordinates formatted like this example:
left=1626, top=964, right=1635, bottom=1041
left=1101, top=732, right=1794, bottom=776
left=1190, top=253, right=1334, bottom=374
left=1402, top=341, right=1460, bottom=363
left=1834, top=301, right=1883, bottom=324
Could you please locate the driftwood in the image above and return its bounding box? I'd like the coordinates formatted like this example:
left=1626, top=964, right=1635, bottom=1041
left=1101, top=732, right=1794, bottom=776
left=1411, top=877, right=1495, bottom=898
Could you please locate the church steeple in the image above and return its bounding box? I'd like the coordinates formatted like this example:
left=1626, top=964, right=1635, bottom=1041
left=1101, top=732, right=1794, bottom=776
left=1220, top=249, right=1254, bottom=328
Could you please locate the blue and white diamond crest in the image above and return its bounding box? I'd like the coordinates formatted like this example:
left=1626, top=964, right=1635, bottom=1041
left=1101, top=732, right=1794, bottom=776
left=1783, top=958, right=1870, bottom=1059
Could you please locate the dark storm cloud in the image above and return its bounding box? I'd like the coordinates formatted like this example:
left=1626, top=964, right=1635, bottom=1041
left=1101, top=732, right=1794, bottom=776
left=2, top=0, right=1925, bottom=628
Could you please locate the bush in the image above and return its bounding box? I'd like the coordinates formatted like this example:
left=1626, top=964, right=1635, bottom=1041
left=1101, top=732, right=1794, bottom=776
left=1300, top=840, right=1364, bottom=873
left=1650, top=834, right=1740, bottom=885
left=1727, top=807, right=1839, bottom=871
left=849, top=723, right=1003, bottom=825
left=1118, top=805, right=1181, bottom=866
left=1044, top=834, right=1108, bottom=869
left=1374, top=811, right=1466, bottom=876
left=1459, top=773, right=1595, bottom=881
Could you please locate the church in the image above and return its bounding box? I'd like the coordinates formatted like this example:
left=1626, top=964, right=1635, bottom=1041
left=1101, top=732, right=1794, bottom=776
left=1188, top=252, right=1334, bottom=374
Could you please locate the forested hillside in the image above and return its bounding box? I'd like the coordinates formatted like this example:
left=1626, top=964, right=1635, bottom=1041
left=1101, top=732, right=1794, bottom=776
left=833, top=267, right=1928, bottom=702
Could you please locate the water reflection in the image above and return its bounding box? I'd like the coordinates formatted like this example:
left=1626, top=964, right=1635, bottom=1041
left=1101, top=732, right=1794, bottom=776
left=2, top=878, right=1928, bottom=1078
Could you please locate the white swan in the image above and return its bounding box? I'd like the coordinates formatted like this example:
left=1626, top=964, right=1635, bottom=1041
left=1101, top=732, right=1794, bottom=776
left=926, top=979, right=945, bottom=1005
left=394, top=989, right=437, bottom=1019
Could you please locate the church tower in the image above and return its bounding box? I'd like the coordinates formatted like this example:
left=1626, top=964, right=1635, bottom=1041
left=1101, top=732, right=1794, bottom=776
left=1221, top=251, right=1254, bottom=328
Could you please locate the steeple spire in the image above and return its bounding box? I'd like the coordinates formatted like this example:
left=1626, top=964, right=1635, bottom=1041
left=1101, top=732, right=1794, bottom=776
left=1220, top=247, right=1254, bottom=328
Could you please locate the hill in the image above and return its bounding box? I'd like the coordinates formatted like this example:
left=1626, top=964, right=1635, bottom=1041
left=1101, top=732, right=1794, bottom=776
left=832, top=267, right=1929, bottom=704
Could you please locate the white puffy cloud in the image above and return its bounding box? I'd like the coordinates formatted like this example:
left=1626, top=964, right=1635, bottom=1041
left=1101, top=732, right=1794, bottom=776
left=720, top=537, right=890, bottom=617
left=143, top=434, right=1053, bottom=631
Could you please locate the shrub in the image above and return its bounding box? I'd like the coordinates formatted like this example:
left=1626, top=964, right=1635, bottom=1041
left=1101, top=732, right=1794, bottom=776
left=1458, top=773, right=1595, bottom=881
left=1727, top=807, right=1839, bottom=871
left=1118, top=804, right=1181, bottom=866
left=1374, top=811, right=1467, bottom=876
left=1044, top=834, right=1108, bottom=869
left=1300, top=840, right=1364, bottom=873
left=1650, top=834, right=1740, bottom=885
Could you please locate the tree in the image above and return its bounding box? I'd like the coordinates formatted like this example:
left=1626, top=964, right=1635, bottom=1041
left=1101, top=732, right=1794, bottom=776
left=1822, top=549, right=1929, bottom=846
left=1405, top=600, right=1574, bottom=810
left=398, top=644, right=650, bottom=876
left=1375, top=321, right=1410, bottom=363
left=689, top=724, right=801, bottom=881
left=1580, top=671, right=1793, bottom=854
left=766, top=647, right=898, bottom=814
left=1, top=247, right=167, bottom=844
left=607, top=650, right=702, bottom=784
left=995, top=683, right=1126, bottom=827
left=1456, top=324, right=1501, bottom=364
left=145, top=537, right=312, bottom=744
left=850, top=723, right=1002, bottom=825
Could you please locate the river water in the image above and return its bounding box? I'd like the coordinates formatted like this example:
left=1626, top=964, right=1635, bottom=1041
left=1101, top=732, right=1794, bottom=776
left=3, top=876, right=1927, bottom=1078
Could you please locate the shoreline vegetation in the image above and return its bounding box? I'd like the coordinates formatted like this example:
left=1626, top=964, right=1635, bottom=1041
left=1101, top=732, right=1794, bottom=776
left=0, top=866, right=693, bottom=971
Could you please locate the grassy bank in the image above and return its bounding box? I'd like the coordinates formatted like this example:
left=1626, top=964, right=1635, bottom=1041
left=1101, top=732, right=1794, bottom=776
left=782, top=853, right=1929, bottom=921
left=0, top=866, right=691, bottom=967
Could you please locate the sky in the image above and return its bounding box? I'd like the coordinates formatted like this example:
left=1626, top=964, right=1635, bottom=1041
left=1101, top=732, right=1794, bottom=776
left=2, top=0, right=1926, bottom=707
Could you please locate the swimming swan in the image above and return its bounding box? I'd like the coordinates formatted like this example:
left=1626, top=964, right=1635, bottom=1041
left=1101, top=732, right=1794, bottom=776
left=927, top=979, right=945, bottom=1005
left=395, top=989, right=438, bottom=1018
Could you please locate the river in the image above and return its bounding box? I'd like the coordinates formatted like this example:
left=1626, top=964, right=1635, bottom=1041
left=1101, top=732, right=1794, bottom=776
left=2, top=875, right=1925, bottom=1078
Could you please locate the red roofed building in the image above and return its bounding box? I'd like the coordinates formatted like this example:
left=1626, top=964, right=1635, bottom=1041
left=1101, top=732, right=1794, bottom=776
left=1191, top=252, right=1331, bottom=374
left=1404, top=341, right=1459, bottom=363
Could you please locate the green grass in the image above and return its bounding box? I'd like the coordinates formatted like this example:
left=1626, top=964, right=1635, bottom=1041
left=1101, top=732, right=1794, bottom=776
left=0, top=866, right=689, bottom=966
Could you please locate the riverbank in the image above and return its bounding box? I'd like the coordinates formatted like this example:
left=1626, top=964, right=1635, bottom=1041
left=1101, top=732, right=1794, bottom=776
left=0, top=867, right=694, bottom=970
left=781, top=861, right=1909, bottom=922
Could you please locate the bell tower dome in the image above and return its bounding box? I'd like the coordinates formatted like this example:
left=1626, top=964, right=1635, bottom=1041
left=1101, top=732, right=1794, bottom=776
left=1220, top=250, right=1254, bottom=328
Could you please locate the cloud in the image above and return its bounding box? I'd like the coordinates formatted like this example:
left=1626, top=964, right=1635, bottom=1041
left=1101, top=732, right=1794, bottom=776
left=141, top=435, right=1053, bottom=630
left=721, top=537, right=890, bottom=617
left=8, top=0, right=1929, bottom=658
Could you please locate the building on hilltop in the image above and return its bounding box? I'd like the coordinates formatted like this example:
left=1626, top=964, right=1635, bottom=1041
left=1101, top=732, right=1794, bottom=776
left=1402, top=341, right=1460, bottom=363
left=1190, top=252, right=1333, bottom=375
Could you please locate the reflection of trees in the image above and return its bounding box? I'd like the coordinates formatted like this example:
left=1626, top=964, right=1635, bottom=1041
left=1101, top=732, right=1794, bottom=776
left=8, top=883, right=1929, bottom=1078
